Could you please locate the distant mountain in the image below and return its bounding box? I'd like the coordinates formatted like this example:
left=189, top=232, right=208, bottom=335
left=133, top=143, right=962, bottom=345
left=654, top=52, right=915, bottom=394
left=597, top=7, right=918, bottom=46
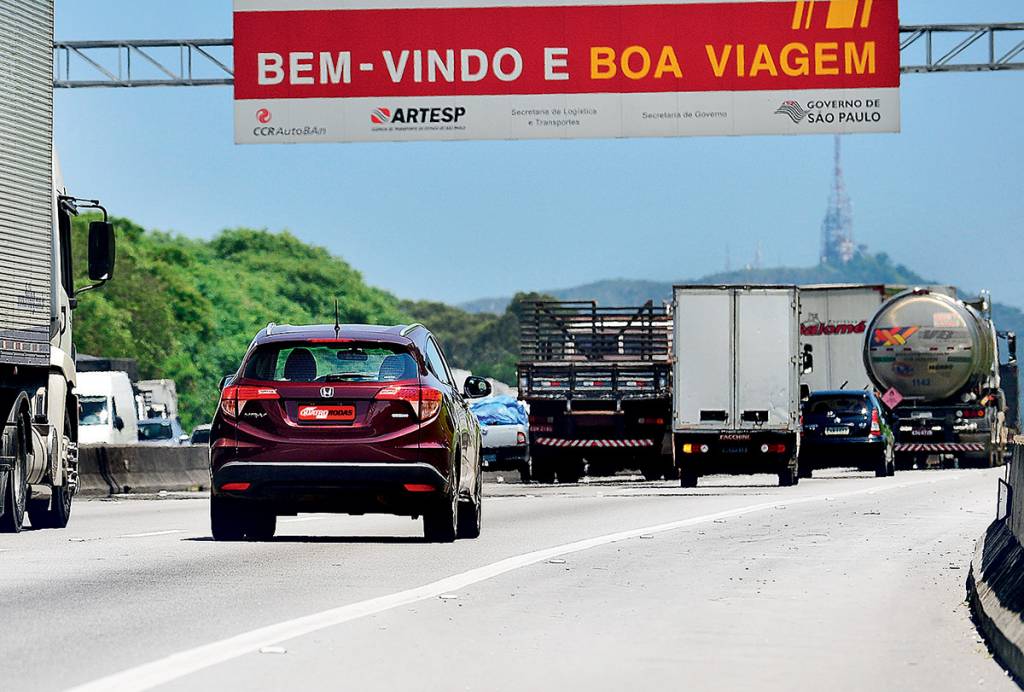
left=461, top=253, right=929, bottom=313
left=460, top=251, right=1024, bottom=356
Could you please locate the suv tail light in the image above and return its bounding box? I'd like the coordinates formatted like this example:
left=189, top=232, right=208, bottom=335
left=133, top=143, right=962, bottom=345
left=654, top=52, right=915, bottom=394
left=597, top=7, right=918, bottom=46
left=376, top=385, right=443, bottom=420
left=220, top=385, right=279, bottom=418
left=870, top=409, right=882, bottom=437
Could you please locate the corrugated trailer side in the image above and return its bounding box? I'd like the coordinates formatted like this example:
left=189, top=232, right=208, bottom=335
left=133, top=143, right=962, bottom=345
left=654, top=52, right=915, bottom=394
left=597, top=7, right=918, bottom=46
left=0, top=0, right=54, bottom=367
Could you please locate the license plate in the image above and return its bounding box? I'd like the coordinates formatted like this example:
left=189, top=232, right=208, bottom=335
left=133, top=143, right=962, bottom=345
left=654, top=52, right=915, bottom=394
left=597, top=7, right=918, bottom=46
left=722, top=446, right=748, bottom=454
left=912, top=429, right=933, bottom=437
left=298, top=404, right=355, bottom=422
left=825, top=427, right=850, bottom=436
left=483, top=454, right=497, bottom=463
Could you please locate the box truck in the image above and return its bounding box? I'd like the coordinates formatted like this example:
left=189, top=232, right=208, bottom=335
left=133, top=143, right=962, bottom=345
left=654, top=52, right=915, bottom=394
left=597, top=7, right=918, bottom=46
left=672, top=286, right=809, bottom=487
left=0, top=0, right=116, bottom=531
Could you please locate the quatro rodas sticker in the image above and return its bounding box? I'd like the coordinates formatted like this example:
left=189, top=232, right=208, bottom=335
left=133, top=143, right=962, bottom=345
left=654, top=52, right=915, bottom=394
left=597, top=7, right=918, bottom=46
left=299, top=404, right=356, bottom=422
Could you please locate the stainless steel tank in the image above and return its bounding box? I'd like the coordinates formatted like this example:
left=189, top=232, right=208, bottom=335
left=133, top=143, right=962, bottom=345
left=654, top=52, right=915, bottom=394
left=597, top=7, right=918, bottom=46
left=864, top=289, right=996, bottom=402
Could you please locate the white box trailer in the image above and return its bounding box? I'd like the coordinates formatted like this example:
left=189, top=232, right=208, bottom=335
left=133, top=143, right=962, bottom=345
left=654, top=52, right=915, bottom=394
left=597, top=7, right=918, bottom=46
left=672, top=285, right=806, bottom=487
left=799, top=285, right=887, bottom=393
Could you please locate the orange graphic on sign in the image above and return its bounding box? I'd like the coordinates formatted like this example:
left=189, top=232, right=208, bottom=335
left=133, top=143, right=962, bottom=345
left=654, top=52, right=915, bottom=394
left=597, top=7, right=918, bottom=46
left=793, top=0, right=875, bottom=31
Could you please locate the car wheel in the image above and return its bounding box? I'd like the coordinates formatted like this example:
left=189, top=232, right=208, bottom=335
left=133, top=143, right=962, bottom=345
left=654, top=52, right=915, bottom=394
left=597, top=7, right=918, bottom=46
left=457, top=464, right=482, bottom=540
left=874, top=449, right=890, bottom=478
left=424, top=475, right=458, bottom=543
left=886, top=445, right=896, bottom=476
left=210, top=494, right=247, bottom=541
left=518, top=458, right=532, bottom=484
left=0, top=412, right=29, bottom=534
left=245, top=508, right=277, bottom=541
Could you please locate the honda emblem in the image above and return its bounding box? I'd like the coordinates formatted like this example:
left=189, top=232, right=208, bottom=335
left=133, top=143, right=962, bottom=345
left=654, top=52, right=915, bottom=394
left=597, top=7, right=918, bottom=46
left=320, top=386, right=335, bottom=398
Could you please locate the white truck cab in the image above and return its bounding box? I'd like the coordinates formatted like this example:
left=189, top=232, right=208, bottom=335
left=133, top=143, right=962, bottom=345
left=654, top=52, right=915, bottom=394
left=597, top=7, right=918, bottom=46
left=77, top=372, right=138, bottom=446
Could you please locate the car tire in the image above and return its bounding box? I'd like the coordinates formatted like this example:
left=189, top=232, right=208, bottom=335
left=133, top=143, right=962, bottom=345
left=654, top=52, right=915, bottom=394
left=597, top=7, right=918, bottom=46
left=210, top=495, right=247, bottom=541
left=245, top=509, right=277, bottom=541
left=424, top=480, right=458, bottom=543
left=0, top=411, right=29, bottom=534
left=457, top=466, right=482, bottom=540
left=886, top=446, right=896, bottom=477
left=518, top=458, right=532, bottom=484
left=874, top=450, right=889, bottom=478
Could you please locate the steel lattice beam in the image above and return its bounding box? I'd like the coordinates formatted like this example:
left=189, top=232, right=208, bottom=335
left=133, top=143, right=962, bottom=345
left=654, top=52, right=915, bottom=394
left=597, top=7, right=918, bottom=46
left=52, top=24, right=1024, bottom=88
left=900, top=23, right=1024, bottom=73
left=53, top=39, right=233, bottom=88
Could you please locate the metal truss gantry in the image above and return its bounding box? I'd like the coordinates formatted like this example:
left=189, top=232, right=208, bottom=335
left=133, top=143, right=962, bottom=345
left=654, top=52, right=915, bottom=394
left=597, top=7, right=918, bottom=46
left=53, top=24, right=1024, bottom=88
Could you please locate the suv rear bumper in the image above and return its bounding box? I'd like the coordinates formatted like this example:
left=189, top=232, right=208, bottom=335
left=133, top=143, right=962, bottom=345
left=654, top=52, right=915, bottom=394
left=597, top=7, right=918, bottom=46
left=212, top=461, right=449, bottom=515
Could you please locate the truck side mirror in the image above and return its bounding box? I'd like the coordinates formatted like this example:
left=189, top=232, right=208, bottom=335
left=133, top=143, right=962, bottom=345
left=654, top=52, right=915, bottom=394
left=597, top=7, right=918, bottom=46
left=88, top=221, right=116, bottom=281
left=802, top=344, right=814, bottom=375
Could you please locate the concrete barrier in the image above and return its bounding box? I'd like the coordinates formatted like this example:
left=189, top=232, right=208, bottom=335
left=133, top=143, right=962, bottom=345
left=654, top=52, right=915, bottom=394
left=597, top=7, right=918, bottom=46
left=969, top=437, right=1024, bottom=683
left=77, top=445, right=209, bottom=496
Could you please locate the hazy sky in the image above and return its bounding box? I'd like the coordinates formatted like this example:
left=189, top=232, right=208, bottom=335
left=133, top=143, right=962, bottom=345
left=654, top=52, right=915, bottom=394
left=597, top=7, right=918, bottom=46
left=54, top=1, right=1024, bottom=307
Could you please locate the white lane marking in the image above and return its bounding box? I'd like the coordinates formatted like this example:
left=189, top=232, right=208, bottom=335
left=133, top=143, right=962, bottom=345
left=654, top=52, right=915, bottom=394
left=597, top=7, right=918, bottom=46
left=66, top=475, right=959, bottom=692
left=279, top=517, right=318, bottom=524
left=116, top=530, right=185, bottom=539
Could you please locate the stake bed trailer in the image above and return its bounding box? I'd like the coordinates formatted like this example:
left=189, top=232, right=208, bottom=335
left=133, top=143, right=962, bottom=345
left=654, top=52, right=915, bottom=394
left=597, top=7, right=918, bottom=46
left=517, top=300, right=674, bottom=483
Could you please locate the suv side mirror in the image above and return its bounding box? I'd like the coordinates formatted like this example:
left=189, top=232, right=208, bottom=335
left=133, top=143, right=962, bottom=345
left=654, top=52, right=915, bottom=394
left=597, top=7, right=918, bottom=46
left=219, top=374, right=236, bottom=389
left=88, top=221, right=116, bottom=281
left=802, top=344, right=814, bottom=375
left=114, top=416, right=125, bottom=432
left=463, top=376, right=492, bottom=399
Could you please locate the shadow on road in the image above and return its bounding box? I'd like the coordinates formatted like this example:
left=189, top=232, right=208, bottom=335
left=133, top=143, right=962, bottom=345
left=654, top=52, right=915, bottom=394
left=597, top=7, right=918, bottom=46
left=183, top=535, right=426, bottom=544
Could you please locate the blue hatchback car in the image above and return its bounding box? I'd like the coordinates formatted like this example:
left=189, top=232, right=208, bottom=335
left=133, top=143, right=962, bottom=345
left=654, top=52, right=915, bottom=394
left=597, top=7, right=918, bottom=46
left=799, top=391, right=895, bottom=478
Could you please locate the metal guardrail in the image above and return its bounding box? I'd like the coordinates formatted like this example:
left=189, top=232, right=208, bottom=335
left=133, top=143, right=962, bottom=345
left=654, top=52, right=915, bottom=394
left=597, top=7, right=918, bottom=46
left=52, top=24, right=1024, bottom=88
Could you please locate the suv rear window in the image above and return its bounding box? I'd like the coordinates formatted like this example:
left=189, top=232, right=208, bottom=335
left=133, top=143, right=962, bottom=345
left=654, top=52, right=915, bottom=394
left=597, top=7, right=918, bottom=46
left=806, top=396, right=870, bottom=416
left=243, top=343, right=419, bottom=383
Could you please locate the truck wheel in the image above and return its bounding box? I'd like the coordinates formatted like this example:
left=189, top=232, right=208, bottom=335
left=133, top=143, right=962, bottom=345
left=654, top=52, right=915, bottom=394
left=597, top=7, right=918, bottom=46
left=557, top=456, right=582, bottom=484
left=893, top=453, right=913, bottom=471
left=641, top=461, right=662, bottom=482
left=424, top=482, right=458, bottom=543
left=531, top=451, right=555, bottom=484
left=779, top=463, right=799, bottom=487
left=210, top=494, right=247, bottom=541
left=798, top=458, right=813, bottom=479
left=680, top=469, right=699, bottom=488
left=28, top=413, right=75, bottom=530
left=245, top=509, right=277, bottom=541
left=0, top=412, right=29, bottom=533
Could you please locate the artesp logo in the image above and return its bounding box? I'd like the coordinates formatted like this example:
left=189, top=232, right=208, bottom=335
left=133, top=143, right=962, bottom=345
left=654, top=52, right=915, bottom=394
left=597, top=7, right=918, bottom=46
left=371, top=106, right=467, bottom=125
left=371, top=108, right=392, bottom=124
left=775, top=100, right=810, bottom=124
left=256, top=108, right=272, bottom=124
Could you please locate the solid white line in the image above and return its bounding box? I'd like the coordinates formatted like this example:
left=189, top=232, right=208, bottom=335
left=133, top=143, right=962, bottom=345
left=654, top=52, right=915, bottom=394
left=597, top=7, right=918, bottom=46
left=116, top=530, right=185, bottom=539
left=66, top=475, right=959, bottom=692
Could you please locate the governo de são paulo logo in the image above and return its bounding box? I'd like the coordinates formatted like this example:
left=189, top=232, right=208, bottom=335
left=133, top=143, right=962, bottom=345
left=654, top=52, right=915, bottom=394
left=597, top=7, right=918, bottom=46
left=774, top=100, right=810, bottom=123
left=371, top=107, right=392, bottom=124
left=256, top=108, right=272, bottom=124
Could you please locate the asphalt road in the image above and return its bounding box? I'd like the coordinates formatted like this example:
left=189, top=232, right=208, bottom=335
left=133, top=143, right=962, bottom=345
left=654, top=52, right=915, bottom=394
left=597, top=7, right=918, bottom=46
left=0, top=468, right=1015, bottom=692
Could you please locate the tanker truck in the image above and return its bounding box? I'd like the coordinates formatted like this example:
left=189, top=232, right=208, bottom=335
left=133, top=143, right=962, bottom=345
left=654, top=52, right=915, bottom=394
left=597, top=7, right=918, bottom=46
left=864, top=288, right=1013, bottom=469
left=0, top=0, right=116, bottom=531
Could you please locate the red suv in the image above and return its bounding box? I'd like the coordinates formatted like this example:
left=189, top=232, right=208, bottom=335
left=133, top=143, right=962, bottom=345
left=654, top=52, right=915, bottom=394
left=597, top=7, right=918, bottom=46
left=209, top=322, right=491, bottom=542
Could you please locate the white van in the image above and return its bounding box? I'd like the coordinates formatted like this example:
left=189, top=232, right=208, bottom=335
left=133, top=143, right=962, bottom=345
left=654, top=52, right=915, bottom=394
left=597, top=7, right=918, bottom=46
left=77, top=371, right=139, bottom=445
